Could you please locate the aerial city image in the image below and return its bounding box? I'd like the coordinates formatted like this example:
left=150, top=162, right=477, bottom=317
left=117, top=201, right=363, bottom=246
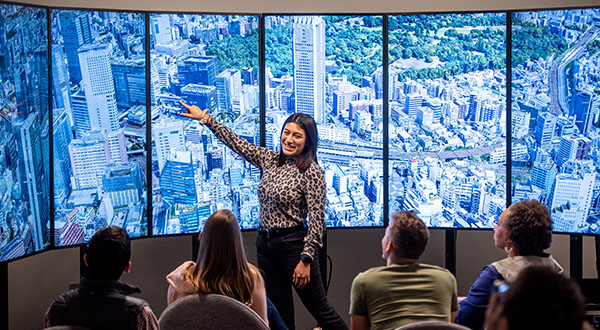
left=51, top=10, right=148, bottom=246
left=265, top=16, right=384, bottom=228
left=0, top=4, right=50, bottom=261
left=388, top=14, right=507, bottom=229
left=511, top=9, right=600, bottom=234
left=150, top=14, right=260, bottom=234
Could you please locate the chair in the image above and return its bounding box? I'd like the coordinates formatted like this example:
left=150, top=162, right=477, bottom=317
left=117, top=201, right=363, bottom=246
left=396, top=320, right=471, bottom=330
left=43, top=326, right=92, bottom=330
left=159, top=293, right=270, bottom=330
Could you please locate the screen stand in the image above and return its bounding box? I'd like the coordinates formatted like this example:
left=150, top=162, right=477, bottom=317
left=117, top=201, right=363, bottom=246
left=1, top=262, right=8, bottom=330
left=192, top=234, right=199, bottom=261
left=80, top=245, right=89, bottom=279
left=445, top=229, right=457, bottom=276
left=595, top=236, right=600, bottom=278
left=570, top=234, right=583, bottom=283
left=319, top=230, right=328, bottom=292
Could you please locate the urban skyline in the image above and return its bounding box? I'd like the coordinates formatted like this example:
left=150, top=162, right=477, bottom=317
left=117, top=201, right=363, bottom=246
left=51, top=9, right=148, bottom=247
left=0, top=5, right=50, bottom=261
left=511, top=9, right=600, bottom=234
left=2, top=7, right=599, bottom=261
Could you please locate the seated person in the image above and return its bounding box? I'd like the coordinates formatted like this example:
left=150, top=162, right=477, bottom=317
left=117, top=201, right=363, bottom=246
left=350, top=211, right=458, bottom=330
left=45, top=226, right=158, bottom=330
left=166, top=209, right=270, bottom=326
left=485, top=264, right=592, bottom=330
left=456, top=200, right=563, bottom=330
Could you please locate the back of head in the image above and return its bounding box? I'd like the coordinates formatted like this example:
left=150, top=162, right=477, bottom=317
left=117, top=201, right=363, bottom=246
left=505, top=199, right=553, bottom=256
left=194, top=209, right=254, bottom=304
left=390, top=211, right=429, bottom=260
left=502, top=265, right=585, bottom=330
left=85, top=226, right=131, bottom=280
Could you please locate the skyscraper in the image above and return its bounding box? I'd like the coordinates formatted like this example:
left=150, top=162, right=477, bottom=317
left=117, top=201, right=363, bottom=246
left=292, top=16, right=325, bottom=124
left=78, top=44, right=120, bottom=133
left=152, top=120, right=185, bottom=172
left=570, top=89, right=593, bottom=134
left=549, top=171, right=595, bottom=232
left=52, top=46, right=72, bottom=111
left=53, top=107, right=74, bottom=206
left=58, top=11, right=93, bottom=84
left=535, top=112, right=557, bottom=148
left=69, top=132, right=109, bottom=189
left=216, top=68, right=242, bottom=112
left=15, top=112, right=50, bottom=250
left=111, top=57, right=146, bottom=109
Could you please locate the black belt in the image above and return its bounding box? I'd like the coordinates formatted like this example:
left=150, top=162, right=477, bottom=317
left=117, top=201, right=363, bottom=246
left=258, top=224, right=307, bottom=239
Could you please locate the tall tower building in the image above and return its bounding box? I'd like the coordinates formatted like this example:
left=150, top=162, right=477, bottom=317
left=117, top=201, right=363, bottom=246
left=111, top=57, right=146, bottom=109
left=151, top=14, right=172, bottom=45
left=570, top=89, right=593, bottom=134
left=292, top=16, right=326, bottom=124
left=549, top=171, right=595, bottom=232
left=78, top=44, right=120, bottom=133
left=535, top=112, right=557, bottom=148
left=556, top=135, right=591, bottom=167
left=70, top=88, right=90, bottom=138
left=152, top=120, right=185, bottom=172
left=53, top=107, right=74, bottom=206
left=15, top=112, right=50, bottom=251
left=58, top=11, right=92, bottom=84
left=69, top=132, right=110, bottom=189
left=177, top=56, right=219, bottom=88
left=216, top=68, right=242, bottom=112
left=52, top=45, right=72, bottom=112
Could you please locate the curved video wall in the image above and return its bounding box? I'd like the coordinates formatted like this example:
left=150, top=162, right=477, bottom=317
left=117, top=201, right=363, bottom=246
left=0, top=2, right=599, bottom=262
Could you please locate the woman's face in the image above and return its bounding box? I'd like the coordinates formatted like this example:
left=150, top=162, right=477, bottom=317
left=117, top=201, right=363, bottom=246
left=281, top=122, right=306, bottom=157
left=494, top=208, right=509, bottom=249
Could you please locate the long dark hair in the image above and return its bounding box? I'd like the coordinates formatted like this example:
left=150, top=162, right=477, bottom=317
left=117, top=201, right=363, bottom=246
left=185, top=209, right=255, bottom=305
left=276, top=113, right=318, bottom=172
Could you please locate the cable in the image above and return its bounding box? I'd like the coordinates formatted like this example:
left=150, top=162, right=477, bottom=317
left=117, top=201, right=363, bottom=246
left=325, top=254, right=333, bottom=294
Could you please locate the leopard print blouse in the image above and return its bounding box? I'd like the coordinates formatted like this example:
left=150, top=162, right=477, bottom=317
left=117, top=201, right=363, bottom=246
left=206, top=119, right=325, bottom=258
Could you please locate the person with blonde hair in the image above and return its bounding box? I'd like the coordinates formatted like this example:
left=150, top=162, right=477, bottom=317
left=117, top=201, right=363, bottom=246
left=166, top=209, right=268, bottom=325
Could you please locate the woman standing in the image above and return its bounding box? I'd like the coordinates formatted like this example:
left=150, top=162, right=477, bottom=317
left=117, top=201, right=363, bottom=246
left=180, top=102, right=347, bottom=330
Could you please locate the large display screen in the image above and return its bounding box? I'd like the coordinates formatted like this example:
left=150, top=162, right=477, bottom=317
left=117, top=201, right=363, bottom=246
left=150, top=14, right=260, bottom=234
left=51, top=9, right=147, bottom=246
left=0, top=4, right=50, bottom=261
left=265, top=15, right=384, bottom=227
left=388, top=13, right=507, bottom=228
left=511, top=9, right=600, bottom=234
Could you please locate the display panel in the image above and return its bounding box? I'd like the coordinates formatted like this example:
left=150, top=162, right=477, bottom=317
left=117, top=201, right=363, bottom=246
left=0, top=4, right=50, bottom=261
left=265, top=15, right=384, bottom=227
left=388, top=13, right=507, bottom=228
left=150, top=14, right=259, bottom=234
left=511, top=9, right=600, bottom=234
left=51, top=9, right=147, bottom=246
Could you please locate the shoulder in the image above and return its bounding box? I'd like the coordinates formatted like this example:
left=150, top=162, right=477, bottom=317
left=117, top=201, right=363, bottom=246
left=419, top=263, right=455, bottom=275
left=304, top=162, right=325, bottom=179
left=353, top=266, right=388, bottom=283
left=167, top=261, right=197, bottom=293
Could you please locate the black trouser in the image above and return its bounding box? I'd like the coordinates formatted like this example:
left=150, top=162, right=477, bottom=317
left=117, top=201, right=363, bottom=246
left=256, top=229, right=348, bottom=330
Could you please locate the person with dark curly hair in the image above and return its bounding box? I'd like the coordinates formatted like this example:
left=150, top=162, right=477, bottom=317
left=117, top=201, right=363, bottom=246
left=455, top=200, right=563, bottom=330
left=350, top=211, right=458, bottom=329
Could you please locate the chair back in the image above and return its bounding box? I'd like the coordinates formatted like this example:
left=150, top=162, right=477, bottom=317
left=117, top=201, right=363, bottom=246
left=396, top=320, right=472, bottom=330
left=44, top=326, right=92, bottom=330
left=159, top=293, right=269, bottom=330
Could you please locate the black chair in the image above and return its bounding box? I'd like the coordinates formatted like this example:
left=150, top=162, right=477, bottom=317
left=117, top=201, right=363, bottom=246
left=395, top=320, right=471, bottom=330
left=159, top=293, right=269, bottom=330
